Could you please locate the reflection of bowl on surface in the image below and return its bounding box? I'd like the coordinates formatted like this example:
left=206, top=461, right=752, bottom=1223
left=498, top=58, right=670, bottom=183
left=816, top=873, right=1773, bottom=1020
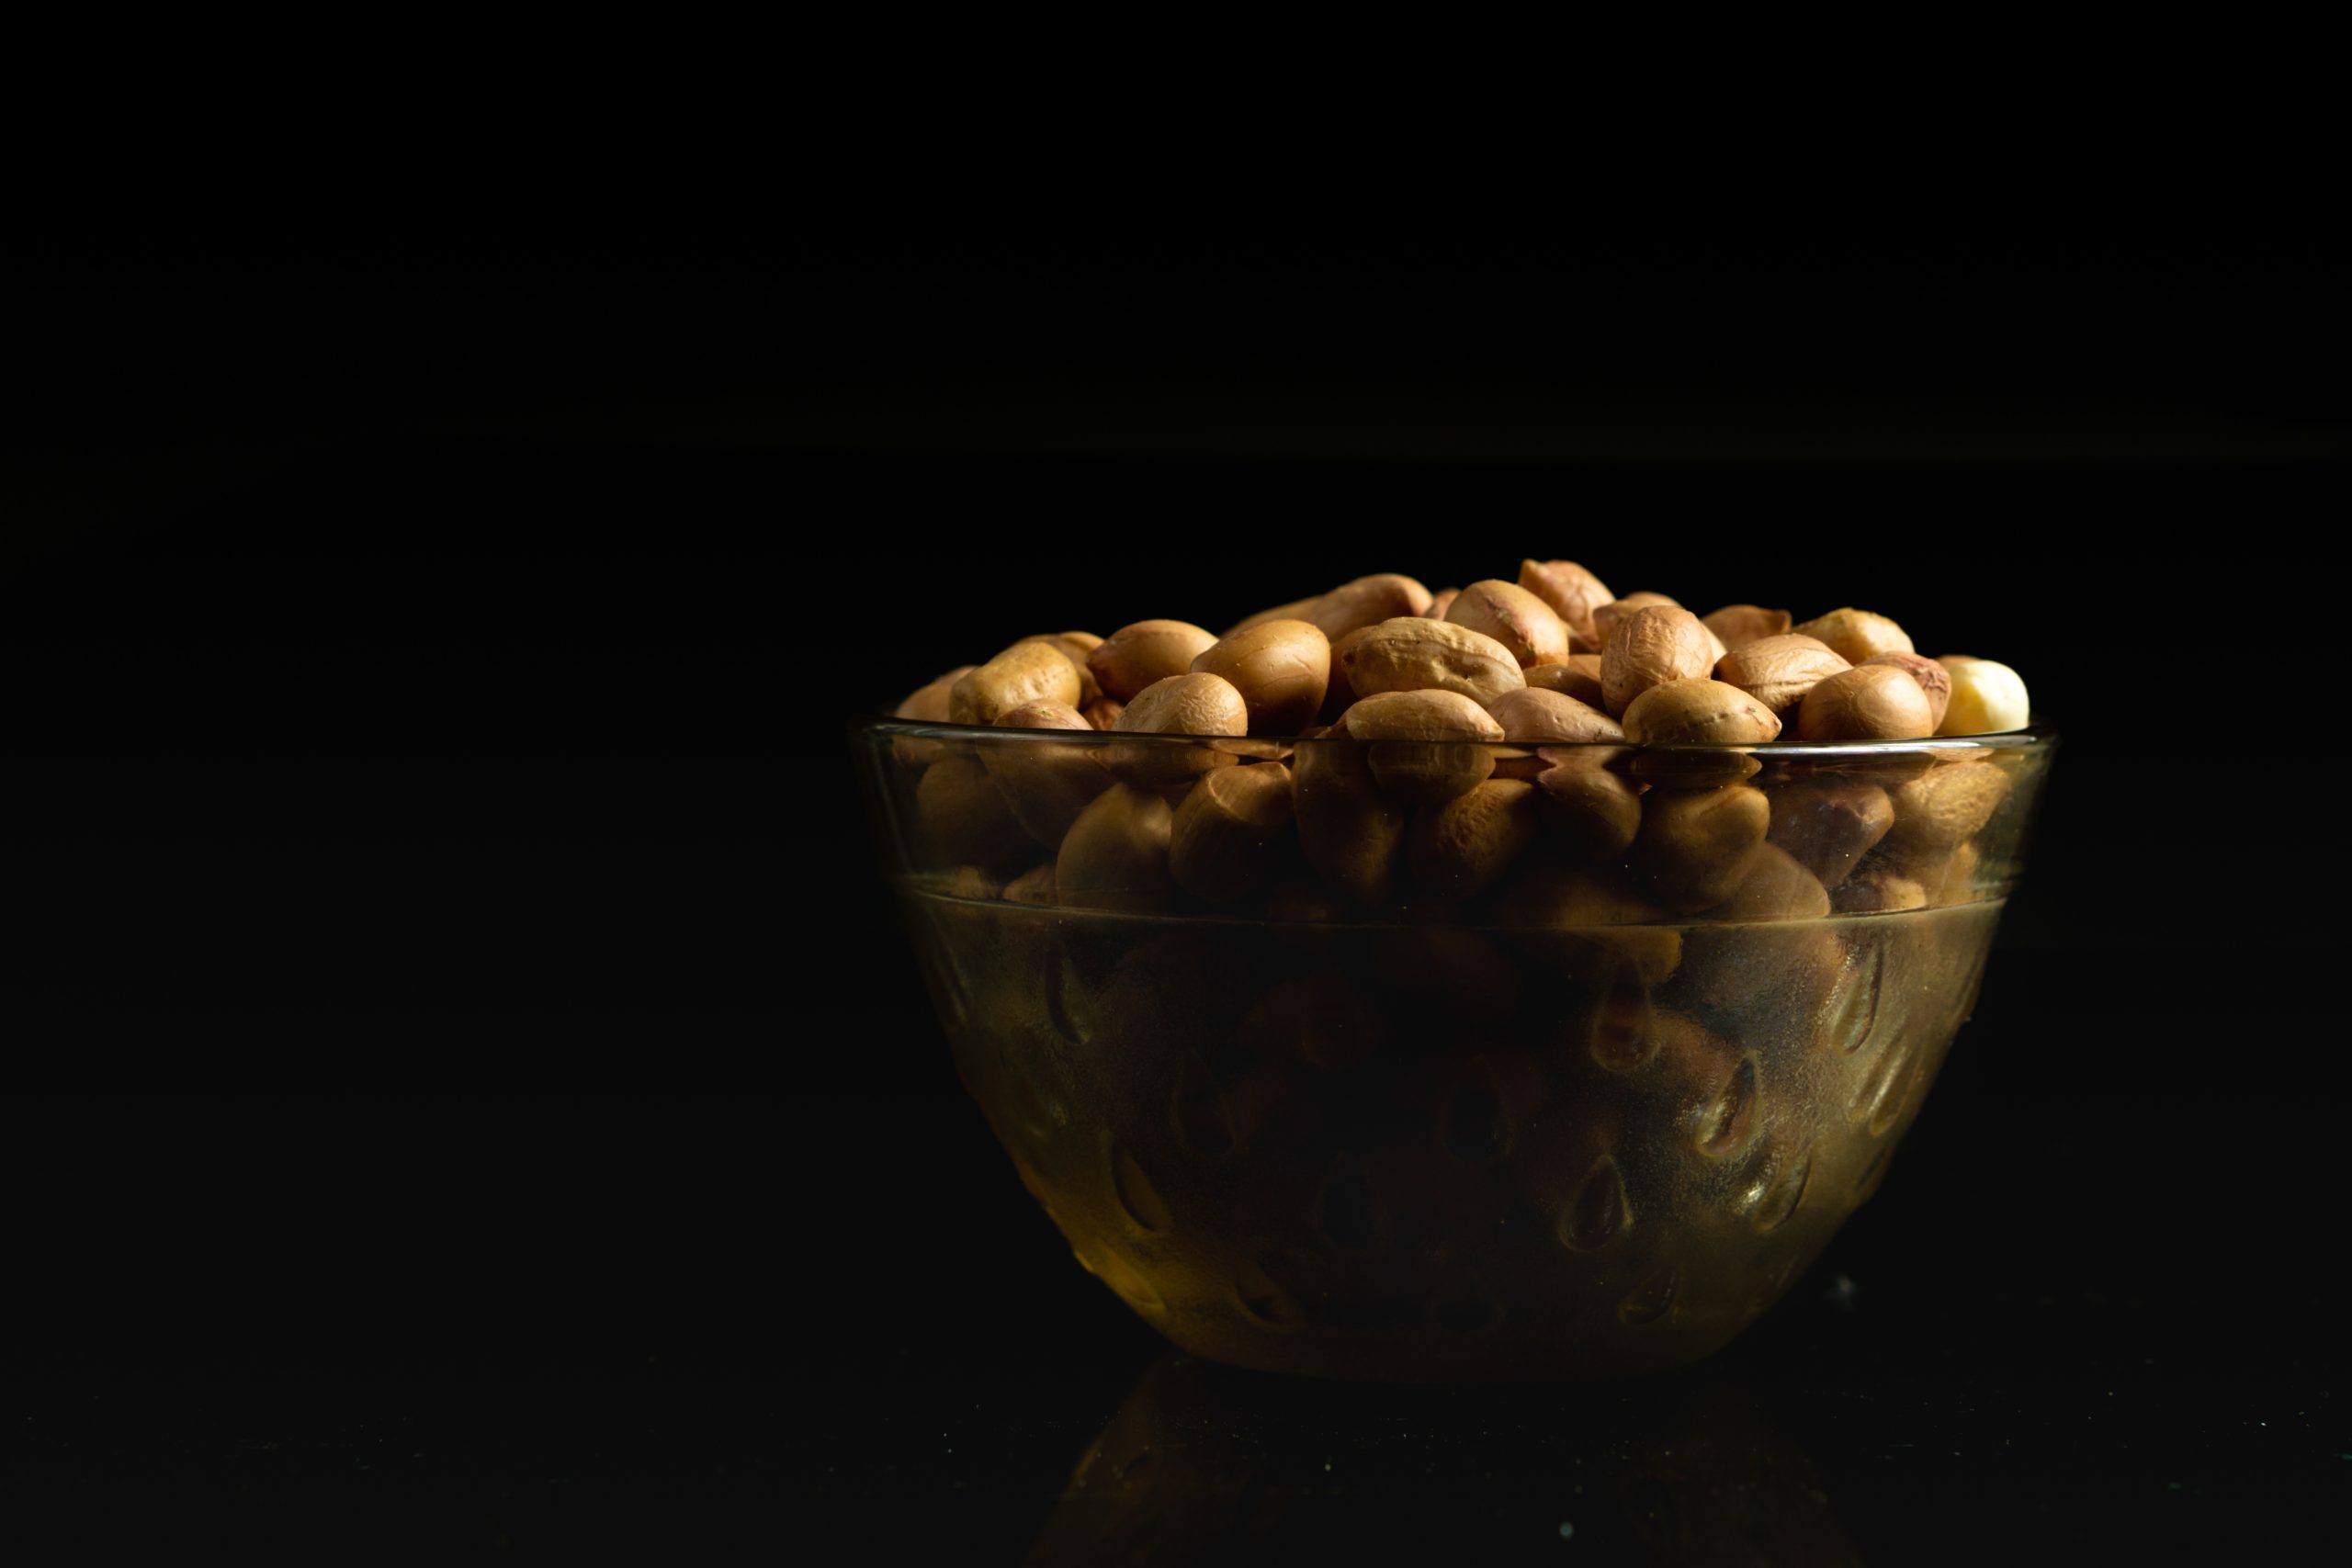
left=859, top=723, right=2053, bottom=1381
left=1025, top=1349, right=1863, bottom=1566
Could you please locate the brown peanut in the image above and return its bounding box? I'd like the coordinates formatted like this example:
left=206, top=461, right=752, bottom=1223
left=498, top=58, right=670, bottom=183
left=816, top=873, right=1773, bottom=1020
left=891, top=664, right=978, bottom=770
left=1765, top=777, right=1894, bottom=889
left=1792, top=607, right=1915, bottom=665
left=1714, top=635, right=1850, bottom=716
left=1292, top=737, right=1408, bottom=905
left=1191, top=619, right=1331, bottom=737
left=1863, top=651, right=1952, bottom=730
left=1795, top=664, right=1937, bottom=741
left=1340, top=689, right=1508, bottom=743
left=1015, top=632, right=1104, bottom=706
left=1591, top=591, right=1683, bottom=650
left=1700, top=604, right=1792, bottom=651
left=1446, top=580, right=1571, bottom=669
left=1304, top=573, right=1435, bottom=640
left=1169, top=761, right=1296, bottom=903
left=1055, top=783, right=1176, bottom=913
left=1223, top=596, right=1320, bottom=638
left=1532, top=749, right=1644, bottom=862
left=1515, top=559, right=1614, bottom=650
left=1620, top=678, right=1782, bottom=747
left=1343, top=689, right=1504, bottom=804
left=1705, top=842, right=1831, bottom=922
left=951, top=640, right=1082, bottom=727
left=1882, top=759, right=2012, bottom=862
left=1486, top=687, right=1623, bottom=745
left=1114, top=671, right=1249, bottom=737
left=1524, top=655, right=1606, bottom=708
left=917, top=753, right=1032, bottom=870
left=1108, top=672, right=1250, bottom=789
left=979, top=699, right=1113, bottom=844
left=1317, top=625, right=1375, bottom=721
left=1002, top=863, right=1058, bottom=905
left=942, top=864, right=1003, bottom=901
left=1409, top=779, right=1541, bottom=900
left=1341, top=616, right=1526, bottom=707
left=1089, top=620, right=1219, bottom=703
left=1599, top=605, right=1717, bottom=716
left=1831, top=863, right=1929, bottom=914
left=1633, top=784, right=1771, bottom=912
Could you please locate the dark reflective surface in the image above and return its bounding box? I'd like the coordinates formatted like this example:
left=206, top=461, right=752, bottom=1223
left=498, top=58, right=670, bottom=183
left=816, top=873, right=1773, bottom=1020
left=1028, top=1349, right=1861, bottom=1565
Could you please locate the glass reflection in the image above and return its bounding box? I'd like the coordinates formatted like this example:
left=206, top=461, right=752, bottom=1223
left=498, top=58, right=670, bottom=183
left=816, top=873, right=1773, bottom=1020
left=1025, top=1349, right=1860, bottom=1566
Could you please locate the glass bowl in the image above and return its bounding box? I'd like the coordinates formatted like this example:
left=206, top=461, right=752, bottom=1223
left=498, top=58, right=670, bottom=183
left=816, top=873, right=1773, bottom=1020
left=856, top=718, right=2054, bottom=1381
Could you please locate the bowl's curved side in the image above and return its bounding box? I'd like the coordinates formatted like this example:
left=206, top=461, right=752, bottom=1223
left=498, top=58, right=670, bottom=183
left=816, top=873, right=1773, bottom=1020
left=909, top=894, right=1998, bottom=1382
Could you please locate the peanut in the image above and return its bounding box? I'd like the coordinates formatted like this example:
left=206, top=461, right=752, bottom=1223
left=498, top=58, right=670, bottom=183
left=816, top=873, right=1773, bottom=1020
left=1620, top=678, right=1782, bottom=747
left=1524, top=654, right=1606, bottom=707
left=1633, top=784, right=1771, bottom=912
left=1705, top=842, right=1831, bottom=922
left=1191, top=619, right=1331, bottom=737
left=917, top=753, right=1032, bottom=870
left=1108, top=672, right=1250, bottom=789
left=1002, top=863, right=1058, bottom=905
left=1516, top=559, right=1614, bottom=650
left=1532, top=749, right=1645, bottom=862
left=1591, top=591, right=1681, bottom=651
left=1015, top=631, right=1104, bottom=706
left=1408, top=779, right=1541, bottom=900
left=1765, top=776, right=1894, bottom=889
left=1304, top=573, right=1434, bottom=640
left=1832, top=863, right=1929, bottom=914
left=1714, top=635, right=1850, bottom=716
left=1600, top=605, right=1717, bottom=716
left=1862, top=651, right=1952, bottom=730
left=1700, top=604, right=1792, bottom=651
left=1486, top=686, right=1624, bottom=745
left=1446, top=580, right=1571, bottom=669
left=1170, top=761, right=1296, bottom=903
left=1795, top=664, right=1937, bottom=741
left=891, top=664, right=978, bottom=770
left=1936, top=656, right=2031, bottom=735
left=1224, top=596, right=1319, bottom=638
left=1882, top=759, right=2012, bottom=862
left=979, top=699, right=1113, bottom=844
left=951, top=640, right=1082, bottom=727
left=1292, top=737, right=1408, bottom=905
left=1342, top=689, right=1504, bottom=804
left=1341, top=616, right=1526, bottom=707
left=1056, top=783, right=1176, bottom=913
left=1089, top=620, right=1219, bottom=703
left=1340, top=689, right=1508, bottom=743
left=1792, top=607, right=1914, bottom=665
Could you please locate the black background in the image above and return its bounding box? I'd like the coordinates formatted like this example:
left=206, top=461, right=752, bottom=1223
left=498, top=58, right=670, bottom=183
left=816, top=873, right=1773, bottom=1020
left=5, top=133, right=2346, bottom=1558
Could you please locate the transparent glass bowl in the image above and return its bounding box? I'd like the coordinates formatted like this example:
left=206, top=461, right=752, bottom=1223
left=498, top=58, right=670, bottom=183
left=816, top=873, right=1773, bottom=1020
left=857, top=719, right=2054, bottom=1380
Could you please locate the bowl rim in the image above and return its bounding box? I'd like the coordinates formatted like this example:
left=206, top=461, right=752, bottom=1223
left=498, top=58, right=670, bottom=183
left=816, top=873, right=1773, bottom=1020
left=855, top=714, right=2057, bottom=756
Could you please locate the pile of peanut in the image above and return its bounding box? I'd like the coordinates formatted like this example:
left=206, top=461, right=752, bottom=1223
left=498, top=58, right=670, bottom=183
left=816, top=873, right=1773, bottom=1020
left=888, top=563, right=2034, bottom=921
